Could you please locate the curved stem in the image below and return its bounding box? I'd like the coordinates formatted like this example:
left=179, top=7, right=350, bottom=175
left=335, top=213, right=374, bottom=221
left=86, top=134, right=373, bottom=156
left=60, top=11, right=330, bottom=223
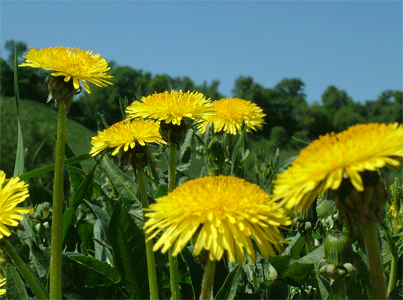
left=167, top=141, right=181, bottom=300
left=361, top=219, right=387, bottom=299
left=49, top=104, right=67, bottom=299
left=200, top=259, right=216, bottom=300
left=136, top=169, right=159, bottom=300
left=4, top=238, right=49, bottom=299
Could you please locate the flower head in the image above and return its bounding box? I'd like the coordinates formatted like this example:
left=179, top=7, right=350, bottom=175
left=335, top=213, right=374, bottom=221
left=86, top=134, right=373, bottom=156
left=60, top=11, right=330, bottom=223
left=0, top=276, right=5, bottom=295
left=144, top=175, right=290, bottom=264
left=197, top=98, right=265, bottom=135
left=0, top=171, right=31, bottom=239
left=125, top=90, right=212, bottom=125
left=19, top=47, right=113, bottom=93
left=89, top=119, right=166, bottom=157
left=272, top=123, right=403, bottom=212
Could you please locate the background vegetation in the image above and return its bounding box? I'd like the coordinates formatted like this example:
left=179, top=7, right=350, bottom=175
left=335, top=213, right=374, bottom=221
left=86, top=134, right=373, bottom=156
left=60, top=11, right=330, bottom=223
left=1, top=40, right=401, bottom=183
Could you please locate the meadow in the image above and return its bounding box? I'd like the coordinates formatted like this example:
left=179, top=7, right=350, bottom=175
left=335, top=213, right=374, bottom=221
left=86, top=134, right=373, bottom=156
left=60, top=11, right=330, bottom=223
left=0, top=49, right=402, bottom=300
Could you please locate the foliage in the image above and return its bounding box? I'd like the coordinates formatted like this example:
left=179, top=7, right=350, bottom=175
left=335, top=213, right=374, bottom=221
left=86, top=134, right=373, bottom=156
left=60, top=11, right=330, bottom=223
left=1, top=40, right=402, bottom=299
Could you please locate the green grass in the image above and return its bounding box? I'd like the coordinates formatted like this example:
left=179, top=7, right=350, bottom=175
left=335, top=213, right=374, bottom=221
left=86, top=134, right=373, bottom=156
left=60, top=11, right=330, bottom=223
left=1, top=97, right=96, bottom=177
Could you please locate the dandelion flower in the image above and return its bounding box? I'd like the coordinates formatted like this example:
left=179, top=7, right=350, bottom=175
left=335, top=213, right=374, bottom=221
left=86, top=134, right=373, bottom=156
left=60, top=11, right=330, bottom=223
left=125, top=90, right=212, bottom=125
left=144, top=175, right=290, bottom=264
left=89, top=119, right=166, bottom=157
left=272, top=123, right=403, bottom=213
left=0, top=171, right=31, bottom=239
left=0, top=277, right=5, bottom=295
left=19, top=46, right=113, bottom=93
left=198, top=98, right=265, bottom=135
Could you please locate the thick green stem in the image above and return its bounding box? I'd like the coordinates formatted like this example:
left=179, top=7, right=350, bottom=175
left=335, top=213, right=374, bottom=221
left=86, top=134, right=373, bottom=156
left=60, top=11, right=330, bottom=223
left=49, top=104, right=67, bottom=299
left=3, top=238, right=49, bottom=299
left=167, top=141, right=181, bottom=300
left=137, top=169, right=159, bottom=300
left=361, top=220, right=387, bottom=299
left=200, top=259, right=216, bottom=300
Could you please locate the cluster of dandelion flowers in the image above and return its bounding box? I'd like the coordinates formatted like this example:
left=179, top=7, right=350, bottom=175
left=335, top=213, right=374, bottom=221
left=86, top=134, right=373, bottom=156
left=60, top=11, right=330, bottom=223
left=89, top=119, right=166, bottom=157
left=125, top=90, right=212, bottom=125
left=19, top=47, right=113, bottom=93
left=0, top=171, right=31, bottom=239
left=144, top=175, right=291, bottom=264
left=197, top=98, right=266, bottom=135
left=272, top=123, right=403, bottom=216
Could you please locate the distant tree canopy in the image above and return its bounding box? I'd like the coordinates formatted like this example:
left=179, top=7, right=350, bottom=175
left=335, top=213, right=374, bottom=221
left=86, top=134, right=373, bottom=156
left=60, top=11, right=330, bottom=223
left=1, top=40, right=401, bottom=141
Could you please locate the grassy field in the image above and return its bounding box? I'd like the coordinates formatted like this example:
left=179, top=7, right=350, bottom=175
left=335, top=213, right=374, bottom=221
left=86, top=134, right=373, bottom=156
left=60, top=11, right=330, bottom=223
left=1, top=97, right=96, bottom=177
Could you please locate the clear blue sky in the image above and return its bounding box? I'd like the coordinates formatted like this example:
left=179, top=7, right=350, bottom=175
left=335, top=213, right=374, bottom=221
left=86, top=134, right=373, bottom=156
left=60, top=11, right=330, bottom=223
left=1, top=1, right=402, bottom=104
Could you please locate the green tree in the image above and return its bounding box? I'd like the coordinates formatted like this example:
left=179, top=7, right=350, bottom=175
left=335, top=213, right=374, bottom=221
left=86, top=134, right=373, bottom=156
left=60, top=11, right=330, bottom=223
left=333, top=104, right=366, bottom=131
left=0, top=57, right=14, bottom=97
left=2, top=41, right=49, bottom=103
left=321, top=85, right=352, bottom=121
left=364, top=90, right=402, bottom=124
left=195, top=80, right=223, bottom=100
left=79, top=65, right=152, bottom=129
left=4, top=39, right=28, bottom=65
left=148, top=74, right=173, bottom=93
left=298, top=104, right=333, bottom=140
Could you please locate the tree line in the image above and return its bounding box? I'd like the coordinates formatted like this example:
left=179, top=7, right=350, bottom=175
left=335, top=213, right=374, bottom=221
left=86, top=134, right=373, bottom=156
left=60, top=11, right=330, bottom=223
left=2, top=40, right=401, bottom=144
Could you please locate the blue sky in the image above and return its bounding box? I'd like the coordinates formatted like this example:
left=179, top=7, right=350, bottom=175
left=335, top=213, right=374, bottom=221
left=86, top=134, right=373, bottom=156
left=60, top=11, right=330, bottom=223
left=1, top=1, right=402, bottom=104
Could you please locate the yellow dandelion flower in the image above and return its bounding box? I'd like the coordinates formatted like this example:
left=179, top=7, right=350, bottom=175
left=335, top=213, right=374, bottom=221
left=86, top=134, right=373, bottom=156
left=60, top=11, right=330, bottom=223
left=272, top=123, right=403, bottom=212
left=197, top=98, right=266, bottom=135
left=144, top=175, right=291, bottom=264
left=19, top=46, right=113, bottom=93
left=89, top=119, right=166, bottom=157
left=0, top=277, right=5, bottom=295
left=0, top=171, right=32, bottom=239
left=125, top=90, right=212, bottom=125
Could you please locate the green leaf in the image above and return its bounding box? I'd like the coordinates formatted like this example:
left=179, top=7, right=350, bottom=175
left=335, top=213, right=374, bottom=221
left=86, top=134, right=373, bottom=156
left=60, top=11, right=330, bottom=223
left=119, top=96, right=129, bottom=119
left=18, top=153, right=93, bottom=181
left=101, top=156, right=139, bottom=204
left=214, top=265, right=243, bottom=300
left=280, top=262, right=313, bottom=287
left=177, top=128, right=194, bottom=172
left=65, top=142, right=83, bottom=169
left=67, top=255, right=121, bottom=287
left=93, top=219, right=112, bottom=263
left=5, top=264, right=28, bottom=300
left=62, top=162, right=99, bottom=246
left=84, top=200, right=111, bottom=239
left=155, top=182, right=168, bottom=198
left=101, top=156, right=144, bottom=227
left=108, top=204, right=149, bottom=299
left=268, top=255, right=313, bottom=287
left=98, top=112, right=109, bottom=129
left=181, top=247, right=203, bottom=299
left=296, top=244, right=325, bottom=264
left=13, top=48, right=24, bottom=177
left=282, top=233, right=305, bottom=260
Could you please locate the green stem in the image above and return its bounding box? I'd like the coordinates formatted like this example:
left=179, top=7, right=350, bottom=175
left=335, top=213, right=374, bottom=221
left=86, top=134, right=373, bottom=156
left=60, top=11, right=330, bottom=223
left=3, top=239, right=49, bottom=299
left=332, top=278, right=346, bottom=299
left=136, top=169, right=159, bottom=300
left=361, top=220, right=387, bottom=299
left=49, top=104, right=67, bottom=300
left=384, top=229, right=398, bottom=295
left=168, top=141, right=181, bottom=300
left=200, top=259, right=216, bottom=300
